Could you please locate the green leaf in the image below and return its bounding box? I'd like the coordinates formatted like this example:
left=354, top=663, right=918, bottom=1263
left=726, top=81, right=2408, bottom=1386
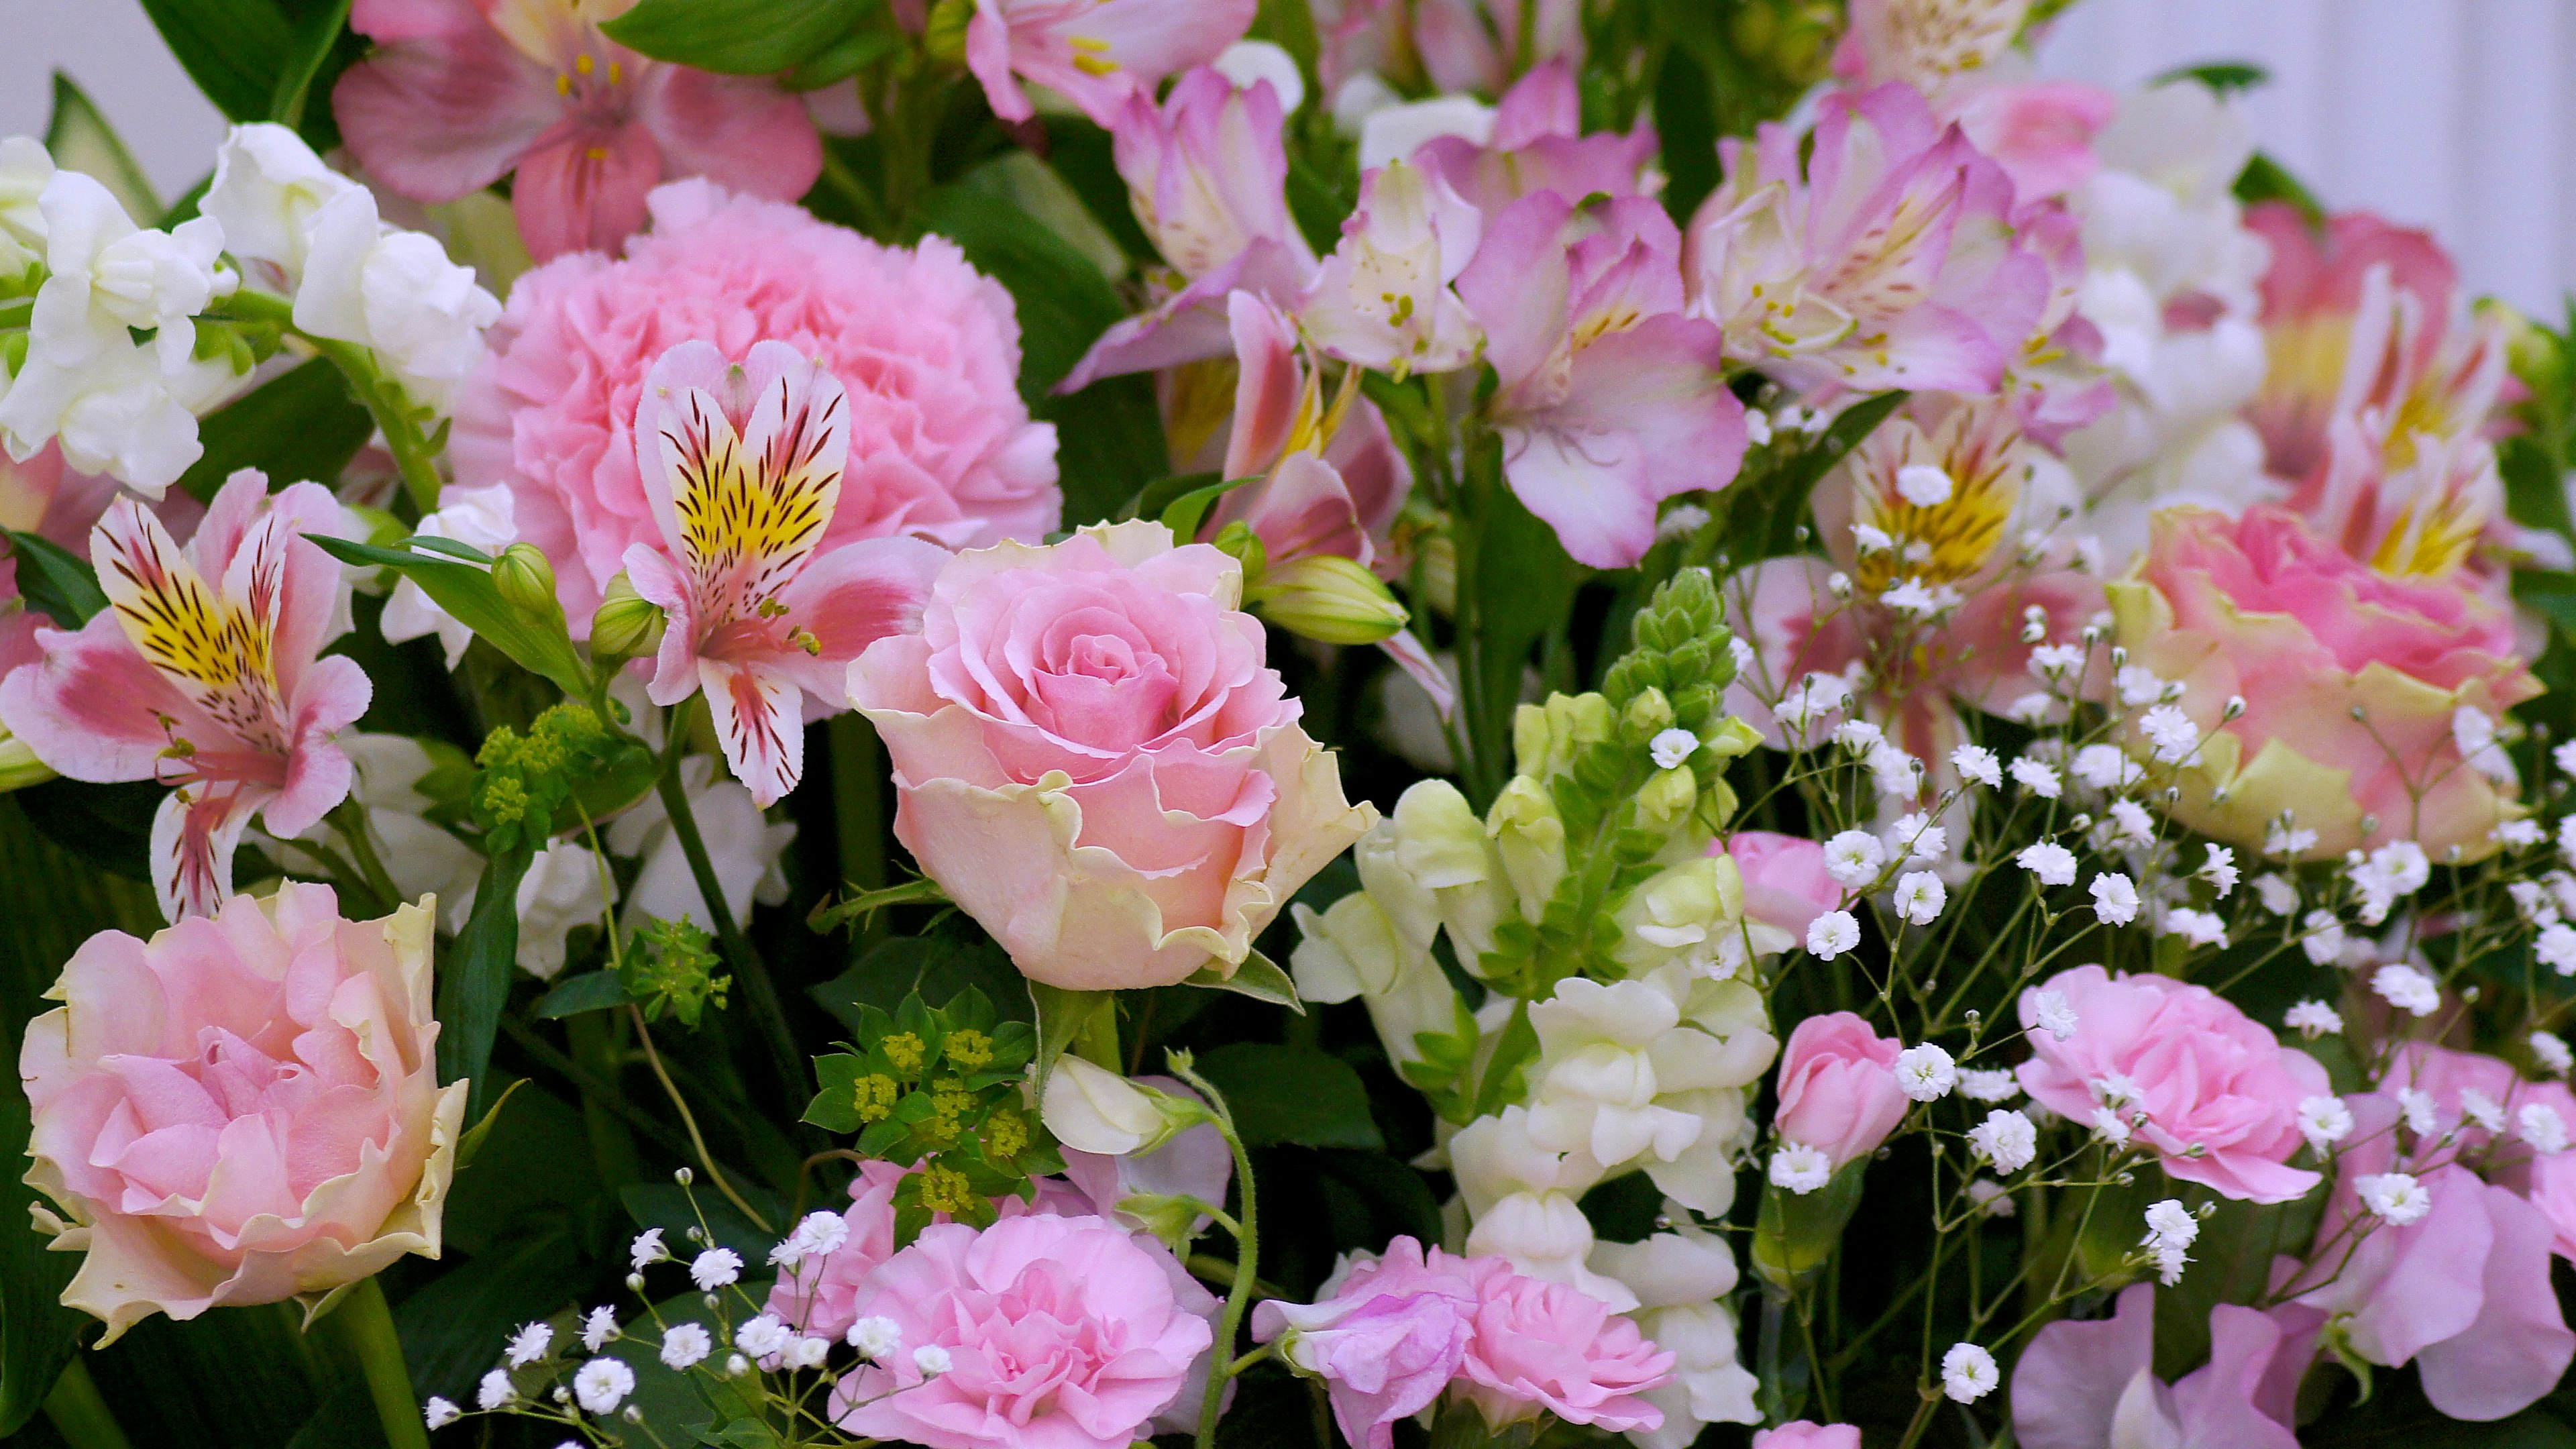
left=10, top=779, right=160, bottom=881
left=2, top=531, right=107, bottom=627
left=532, top=970, right=633, bottom=1020
left=1193, top=1042, right=1383, bottom=1150
left=138, top=0, right=299, bottom=123
left=1115, top=471, right=1221, bottom=525
left=812, top=931, right=1027, bottom=1036
left=602, top=0, right=877, bottom=74
left=1028, top=982, right=1112, bottom=1097
left=450, top=1075, right=527, bottom=1169
left=44, top=73, right=160, bottom=221
left=2155, top=60, right=2271, bottom=95
left=176, top=359, right=375, bottom=504
left=436, top=841, right=533, bottom=1121
left=621, top=1182, right=784, bottom=1262
left=309, top=535, right=592, bottom=696
left=268, top=0, right=352, bottom=129
left=2235, top=151, right=2325, bottom=230
left=1182, top=949, right=1305, bottom=1014
left=1714, top=389, right=1909, bottom=564
left=1466, top=464, right=1582, bottom=782
left=914, top=180, right=1168, bottom=527
left=1157, top=475, right=1260, bottom=545
left=0, top=1067, right=81, bottom=1435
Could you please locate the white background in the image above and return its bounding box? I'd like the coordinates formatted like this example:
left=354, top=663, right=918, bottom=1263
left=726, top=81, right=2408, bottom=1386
left=5, top=0, right=2576, bottom=313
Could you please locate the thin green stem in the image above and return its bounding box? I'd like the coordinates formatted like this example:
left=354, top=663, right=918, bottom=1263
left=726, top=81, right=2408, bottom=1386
left=630, top=1003, right=773, bottom=1234
left=654, top=720, right=810, bottom=1106
left=1173, top=1060, right=1260, bottom=1449
left=42, top=1358, right=133, bottom=1449
left=827, top=714, right=890, bottom=945
left=328, top=800, right=402, bottom=910
left=317, top=1277, right=429, bottom=1449
left=213, top=290, right=443, bottom=515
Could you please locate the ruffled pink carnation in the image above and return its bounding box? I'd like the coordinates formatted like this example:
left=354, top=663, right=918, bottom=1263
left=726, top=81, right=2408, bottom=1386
left=1455, top=1256, right=1674, bottom=1432
left=829, top=1212, right=1215, bottom=1449
left=451, top=180, right=1061, bottom=625
left=2016, top=965, right=2330, bottom=1203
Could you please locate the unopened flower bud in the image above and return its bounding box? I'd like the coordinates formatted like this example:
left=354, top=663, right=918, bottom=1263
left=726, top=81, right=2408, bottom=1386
left=1210, top=519, right=1267, bottom=581
left=591, top=571, right=669, bottom=659
left=924, top=0, right=972, bottom=63
left=492, top=541, right=558, bottom=618
left=1620, top=687, right=1676, bottom=745
left=1246, top=555, right=1408, bottom=645
left=1417, top=533, right=1457, bottom=616
left=1040, top=1055, right=1208, bottom=1156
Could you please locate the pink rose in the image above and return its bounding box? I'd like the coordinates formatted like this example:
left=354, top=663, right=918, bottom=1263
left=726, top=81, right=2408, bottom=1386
left=19, top=885, right=468, bottom=1343
left=1771, top=1012, right=1909, bottom=1169
left=1252, top=1238, right=1483, bottom=1449
left=830, top=1212, right=1215, bottom=1449
left=1455, top=1255, right=1674, bottom=1432
left=1718, top=832, right=1843, bottom=941
left=1754, top=1424, right=1862, bottom=1449
left=2015, top=965, right=2329, bottom=1203
left=450, top=180, right=1061, bottom=625
left=2109, top=505, right=2535, bottom=862
left=848, top=522, right=1373, bottom=989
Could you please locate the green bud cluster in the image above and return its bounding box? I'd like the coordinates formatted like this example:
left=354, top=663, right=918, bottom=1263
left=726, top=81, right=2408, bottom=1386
left=802, top=988, right=1053, bottom=1244
left=621, top=918, right=730, bottom=1028
left=468, top=701, right=647, bottom=851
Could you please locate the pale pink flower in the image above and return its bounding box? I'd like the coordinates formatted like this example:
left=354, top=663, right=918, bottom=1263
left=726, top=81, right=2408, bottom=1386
left=2015, top=965, right=2330, bottom=1203
left=18, top=885, right=468, bottom=1343
left=1299, top=159, right=1485, bottom=378
left=766, top=1161, right=910, bottom=1344
left=1831, top=0, right=2116, bottom=203
left=1200, top=292, right=1409, bottom=574
left=966, top=0, right=1258, bottom=127
left=1411, top=0, right=1583, bottom=95
left=2010, top=1283, right=2310, bottom=1449
left=2108, top=504, right=2536, bottom=861
left=621, top=339, right=945, bottom=806
left=1719, top=831, right=1844, bottom=941
left=2286, top=1095, right=2576, bottom=1421
left=1683, top=83, right=2055, bottom=396
left=1410, top=61, right=1658, bottom=217
left=0, top=472, right=366, bottom=920
left=1771, top=1012, right=1910, bottom=1170
left=0, top=443, right=203, bottom=678
left=1754, top=1425, right=1863, bottom=1449
left=1252, top=1238, right=1482, bottom=1449
left=1454, top=193, right=1745, bottom=568
left=451, top=181, right=1060, bottom=623
left=1063, top=66, right=1318, bottom=391
left=331, top=0, right=822, bottom=261
left=847, top=521, right=1371, bottom=990
left=1454, top=1253, right=1674, bottom=1432
left=1723, top=397, right=2101, bottom=792
left=829, top=1213, right=1216, bottom=1449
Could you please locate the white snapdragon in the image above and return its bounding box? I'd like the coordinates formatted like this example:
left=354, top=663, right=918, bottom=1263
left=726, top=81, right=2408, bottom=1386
left=1941, top=1342, right=1999, bottom=1403
left=2297, top=1095, right=2353, bottom=1152
left=1895, top=1043, right=1956, bottom=1102
left=295, top=183, right=500, bottom=410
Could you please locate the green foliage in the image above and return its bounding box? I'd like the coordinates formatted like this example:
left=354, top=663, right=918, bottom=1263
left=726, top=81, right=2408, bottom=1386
left=2236, top=152, right=2326, bottom=229
left=176, top=358, right=374, bottom=504
left=137, top=0, right=358, bottom=149
left=1195, top=1042, right=1385, bottom=1150
left=603, top=0, right=881, bottom=75
left=623, top=918, right=732, bottom=1028
left=467, top=702, right=651, bottom=853
left=311, top=535, right=595, bottom=698
left=45, top=74, right=159, bottom=221
left=1, top=529, right=107, bottom=627
left=803, top=989, right=1051, bottom=1244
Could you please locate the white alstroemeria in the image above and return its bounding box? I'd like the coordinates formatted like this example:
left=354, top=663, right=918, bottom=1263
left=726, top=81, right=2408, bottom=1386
left=201, top=122, right=360, bottom=280
left=1299, top=158, right=1481, bottom=376
left=296, top=182, right=500, bottom=410
left=380, top=484, right=519, bottom=667
left=509, top=841, right=617, bottom=980
left=610, top=756, right=794, bottom=932
left=0, top=136, right=54, bottom=274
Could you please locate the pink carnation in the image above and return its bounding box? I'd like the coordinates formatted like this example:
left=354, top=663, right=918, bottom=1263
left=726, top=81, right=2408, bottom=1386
left=451, top=180, right=1061, bottom=625
left=2015, top=965, right=2330, bottom=1203
left=830, top=1212, right=1215, bottom=1449
left=765, top=1160, right=909, bottom=1342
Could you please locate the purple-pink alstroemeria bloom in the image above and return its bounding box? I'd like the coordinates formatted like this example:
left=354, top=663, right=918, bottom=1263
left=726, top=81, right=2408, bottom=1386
left=966, top=0, right=1258, bottom=128
left=2283, top=1094, right=2576, bottom=1421
left=0, top=472, right=367, bottom=920
left=623, top=340, right=945, bottom=808
left=2010, top=1283, right=2310, bottom=1449
left=1060, top=66, right=1318, bottom=393
left=1455, top=192, right=1745, bottom=569
left=1682, top=82, right=2055, bottom=398
left=1412, top=61, right=1660, bottom=218
left=332, top=0, right=823, bottom=262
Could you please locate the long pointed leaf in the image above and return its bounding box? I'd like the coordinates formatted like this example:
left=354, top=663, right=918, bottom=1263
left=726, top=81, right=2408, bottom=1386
left=308, top=535, right=592, bottom=696
left=437, top=841, right=534, bottom=1121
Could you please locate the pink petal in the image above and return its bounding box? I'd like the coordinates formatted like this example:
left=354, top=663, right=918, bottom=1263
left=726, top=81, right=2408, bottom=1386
left=2415, top=1183, right=2576, bottom=1421
left=152, top=783, right=265, bottom=921
left=511, top=123, right=663, bottom=262
left=332, top=0, right=562, bottom=204
left=700, top=657, right=805, bottom=807
left=637, top=67, right=823, bottom=209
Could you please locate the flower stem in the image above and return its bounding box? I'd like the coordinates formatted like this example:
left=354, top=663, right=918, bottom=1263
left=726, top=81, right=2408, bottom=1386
left=653, top=730, right=812, bottom=1108
left=42, top=1359, right=133, bottom=1449
left=328, top=799, right=402, bottom=911
left=1171, top=1057, right=1259, bottom=1449
left=317, top=1276, right=429, bottom=1449
left=630, top=1003, right=773, bottom=1234
left=211, top=290, right=443, bottom=516
left=826, top=714, right=889, bottom=945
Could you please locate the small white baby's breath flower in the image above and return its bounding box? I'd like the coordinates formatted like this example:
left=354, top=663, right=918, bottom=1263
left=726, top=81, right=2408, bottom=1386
left=2199, top=845, right=2238, bottom=896
left=1649, top=727, right=1700, bottom=771
left=2010, top=756, right=2063, bottom=799
left=2267, top=821, right=2318, bottom=857
left=2103, top=799, right=2155, bottom=849
left=1852, top=521, right=1892, bottom=553
left=2359, top=1172, right=2432, bottom=1226
left=2115, top=665, right=2167, bottom=706
left=847, top=1316, right=903, bottom=1360
left=2284, top=1001, right=2341, bottom=1038
left=1896, top=463, right=1954, bottom=506
left=785, top=1336, right=831, bottom=1371
left=1823, top=830, right=1886, bottom=887
left=2139, top=705, right=2200, bottom=763
left=582, top=1306, right=620, bottom=1353
left=2090, top=1106, right=2132, bottom=1145
left=2538, top=923, right=2576, bottom=976
left=574, top=1358, right=635, bottom=1415
left=2253, top=873, right=2297, bottom=916
left=1941, top=1342, right=1999, bottom=1403
left=1886, top=812, right=1947, bottom=863
left=629, top=1228, right=667, bottom=1270
left=2297, top=1095, right=2353, bottom=1152
left=690, top=1248, right=743, bottom=1291
left=736, top=1314, right=794, bottom=1360
left=659, top=1323, right=713, bottom=1370
left=1770, top=1143, right=1834, bottom=1193
left=2459, top=1087, right=2508, bottom=1134
left=1807, top=910, right=1861, bottom=959
left=477, top=1369, right=515, bottom=1411
left=2522, top=1102, right=2571, bottom=1155
left=2299, top=910, right=2347, bottom=965
left=1968, top=1110, right=2038, bottom=1172
left=1952, top=744, right=2002, bottom=788
left=2070, top=743, right=2141, bottom=792
left=1967, top=1178, right=2015, bottom=1216
left=2371, top=963, right=2440, bottom=1017
left=912, top=1344, right=954, bottom=1376
left=1894, top=871, right=1946, bottom=925
left=423, top=1397, right=461, bottom=1430
left=2089, top=872, right=2141, bottom=924
left=2143, top=1199, right=2198, bottom=1251
left=1835, top=718, right=1884, bottom=753
left=1896, top=1043, right=1956, bottom=1102
left=2533, top=1030, right=2575, bottom=1075
left=1959, top=1069, right=2021, bottom=1104
left=2498, top=818, right=2546, bottom=848
left=2019, top=841, right=2077, bottom=887
left=2031, top=989, right=2079, bottom=1041
left=2028, top=644, right=2086, bottom=680
left=506, top=1323, right=553, bottom=1368
left=2395, top=1087, right=2440, bottom=1136
left=2160, top=906, right=2226, bottom=949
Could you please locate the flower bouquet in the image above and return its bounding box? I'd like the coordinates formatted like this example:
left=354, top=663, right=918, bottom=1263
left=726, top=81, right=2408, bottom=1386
left=7, top=1, right=2576, bottom=1447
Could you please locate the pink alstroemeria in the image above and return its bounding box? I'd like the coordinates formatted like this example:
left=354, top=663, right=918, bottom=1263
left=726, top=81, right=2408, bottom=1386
left=332, top=0, right=824, bottom=261
left=1683, top=83, right=2054, bottom=398
left=2283, top=1094, right=2576, bottom=1422
left=1456, top=193, right=1745, bottom=569
left=1207, top=292, right=1410, bottom=573
left=1832, top=0, right=2115, bottom=204
left=1722, top=397, right=2101, bottom=790
left=623, top=340, right=945, bottom=807
left=1063, top=65, right=1317, bottom=392
left=966, top=0, right=1258, bottom=127
left=1301, top=159, right=1486, bottom=378
left=1411, top=61, right=1659, bottom=217
left=0, top=472, right=367, bottom=920
left=1412, top=0, right=1584, bottom=95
